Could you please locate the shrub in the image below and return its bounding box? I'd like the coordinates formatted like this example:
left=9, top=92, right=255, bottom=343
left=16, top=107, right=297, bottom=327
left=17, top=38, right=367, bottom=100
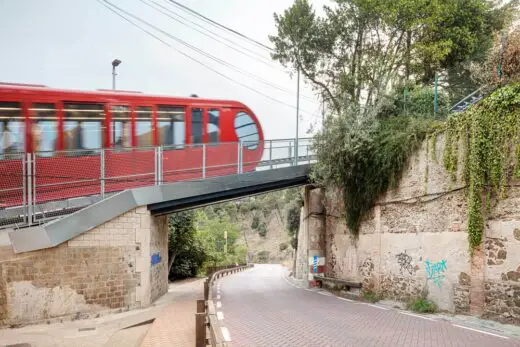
left=256, top=250, right=270, bottom=263
left=407, top=298, right=437, bottom=313
left=361, top=290, right=381, bottom=303
left=258, top=222, right=267, bottom=237
left=279, top=242, right=289, bottom=251
left=251, top=214, right=260, bottom=230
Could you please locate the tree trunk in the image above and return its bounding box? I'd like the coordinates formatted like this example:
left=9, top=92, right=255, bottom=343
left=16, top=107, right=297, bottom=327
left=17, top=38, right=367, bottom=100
left=168, top=253, right=177, bottom=274
left=405, top=30, right=412, bottom=82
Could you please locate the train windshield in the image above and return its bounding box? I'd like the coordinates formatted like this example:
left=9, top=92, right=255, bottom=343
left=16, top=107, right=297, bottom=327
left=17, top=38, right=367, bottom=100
left=234, top=111, right=259, bottom=150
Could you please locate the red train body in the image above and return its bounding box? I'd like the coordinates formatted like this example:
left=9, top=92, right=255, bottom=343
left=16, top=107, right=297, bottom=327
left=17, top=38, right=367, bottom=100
left=0, top=83, right=264, bottom=208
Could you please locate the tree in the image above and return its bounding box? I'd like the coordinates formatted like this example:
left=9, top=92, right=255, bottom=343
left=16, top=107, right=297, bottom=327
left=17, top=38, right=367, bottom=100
left=286, top=203, right=301, bottom=249
left=195, top=212, right=242, bottom=268
left=269, top=0, right=506, bottom=111
left=168, top=211, right=207, bottom=279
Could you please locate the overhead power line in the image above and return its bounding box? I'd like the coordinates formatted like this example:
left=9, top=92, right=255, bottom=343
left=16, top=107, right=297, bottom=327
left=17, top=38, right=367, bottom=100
left=144, top=0, right=275, bottom=67
left=143, top=0, right=315, bottom=102
left=105, top=0, right=304, bottom=99
left=97, top=0, right=313, bottom=115
left=165, top=0, right=273, bottom=52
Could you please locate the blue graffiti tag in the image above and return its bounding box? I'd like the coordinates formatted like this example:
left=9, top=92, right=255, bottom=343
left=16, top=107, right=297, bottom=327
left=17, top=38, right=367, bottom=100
left=425, top=259, right=447, bottom=288
left=151, top=252, right=162, bottom=266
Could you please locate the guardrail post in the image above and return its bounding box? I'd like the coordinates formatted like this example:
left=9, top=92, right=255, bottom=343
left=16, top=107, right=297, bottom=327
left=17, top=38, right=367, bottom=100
left=100, top=149, right=105, bottom=198
left=237, top=142, right=243, bottom=174
left=159, top=146, right=163, bottom=184
left=269, top=140, right=273, bottom=170
left=204, top=279, right=209, bottom=301
left=195, top=312, right=206, bottom=347
left=22, top=153, right=27, bottom=224
left=295, top=138, right=299, bottom=166
left=154, top=147, right=158, bottom=185
left=202, top=144, right=206, bottom=179
left=197, top=299, right=205, bottom=313
left=288, top=141, right=293, bottom=166
left=27, top=153, right=33, bottom=226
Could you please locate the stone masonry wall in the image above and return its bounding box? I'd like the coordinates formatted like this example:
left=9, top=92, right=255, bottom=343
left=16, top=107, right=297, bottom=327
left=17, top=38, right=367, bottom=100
left=311, top=137, right=520, bottom=324
left=0, top=206, right=168, bottom=327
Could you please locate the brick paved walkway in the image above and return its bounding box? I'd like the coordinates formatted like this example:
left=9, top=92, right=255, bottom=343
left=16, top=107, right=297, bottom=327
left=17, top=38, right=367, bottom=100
left=140, top=278, right=204, bottom=347
left=217, top=264, right=520, bottom=347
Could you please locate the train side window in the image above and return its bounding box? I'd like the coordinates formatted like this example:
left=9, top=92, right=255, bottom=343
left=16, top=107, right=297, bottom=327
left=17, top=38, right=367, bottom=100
left=191, top=108, right=203, bottom=144
left=31, top=103, right=57, bottom=156
left=111, top=105, right=131, bottom=148
left=157, top=105, right=185, bottom=147
left=207, top=109, right=220, bottom=144
left=234, top=111, right=259, bottom=150
left=136, top=106, right=153, bottom=147
left=63, top=103, right=104, bottom=151
left=0, top=102, right=24, bottom=156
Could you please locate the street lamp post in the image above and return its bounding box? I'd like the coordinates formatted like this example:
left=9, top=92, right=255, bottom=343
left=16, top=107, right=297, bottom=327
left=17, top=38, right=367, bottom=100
left=112, top=59, right=122, bottom=90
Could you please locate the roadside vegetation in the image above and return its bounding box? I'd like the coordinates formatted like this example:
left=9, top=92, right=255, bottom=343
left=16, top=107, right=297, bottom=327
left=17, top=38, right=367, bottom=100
left=167, top=188, right=302, bottom=280
left=270, top=0, right=520, bottom=252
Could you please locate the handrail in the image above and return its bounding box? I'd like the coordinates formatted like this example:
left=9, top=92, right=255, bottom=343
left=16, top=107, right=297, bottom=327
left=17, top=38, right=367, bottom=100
left=196, top=263, right=254, bottom=347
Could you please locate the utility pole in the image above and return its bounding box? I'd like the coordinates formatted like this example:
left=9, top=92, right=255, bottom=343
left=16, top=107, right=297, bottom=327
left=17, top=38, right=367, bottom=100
left=112, top=59, right=122, bottom=90
left=295, top=69, right=300, bottom=165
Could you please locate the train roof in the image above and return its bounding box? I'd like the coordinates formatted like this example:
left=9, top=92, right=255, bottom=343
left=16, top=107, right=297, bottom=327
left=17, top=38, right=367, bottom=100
left=0, top=82, right=246, bottom=108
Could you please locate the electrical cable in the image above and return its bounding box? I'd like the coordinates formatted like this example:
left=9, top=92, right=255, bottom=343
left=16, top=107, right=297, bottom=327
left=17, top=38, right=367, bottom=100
left=165, top=0, right=273, bottom=52
left=97, top=0, right=314, bottom=115
left=144, top=0, right=276, bottom=68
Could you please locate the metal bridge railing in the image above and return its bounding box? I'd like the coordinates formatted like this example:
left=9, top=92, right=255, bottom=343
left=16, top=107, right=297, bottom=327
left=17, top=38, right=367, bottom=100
left=0, top=138, right=315, bottom=230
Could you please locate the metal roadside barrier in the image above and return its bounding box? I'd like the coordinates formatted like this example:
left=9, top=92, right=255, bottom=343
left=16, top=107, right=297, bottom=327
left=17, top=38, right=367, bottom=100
left=195, top=263, right=254, bottom=347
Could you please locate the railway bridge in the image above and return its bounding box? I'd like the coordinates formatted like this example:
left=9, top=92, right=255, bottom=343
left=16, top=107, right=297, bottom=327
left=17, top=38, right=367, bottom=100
left=0, top=138, right=314, bottom=327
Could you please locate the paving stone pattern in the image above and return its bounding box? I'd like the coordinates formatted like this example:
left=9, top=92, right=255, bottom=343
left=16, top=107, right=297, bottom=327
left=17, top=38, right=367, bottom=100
left=218, top=265, right=520, bottom=347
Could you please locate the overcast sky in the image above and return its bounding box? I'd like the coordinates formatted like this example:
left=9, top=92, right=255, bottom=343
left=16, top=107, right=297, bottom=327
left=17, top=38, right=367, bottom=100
left=0, top=0, right=328, bottom=140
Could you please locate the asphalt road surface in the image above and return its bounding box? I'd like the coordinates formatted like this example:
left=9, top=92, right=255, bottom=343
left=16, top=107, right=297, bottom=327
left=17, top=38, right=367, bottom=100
left=213, top=264, right=519, bottom=347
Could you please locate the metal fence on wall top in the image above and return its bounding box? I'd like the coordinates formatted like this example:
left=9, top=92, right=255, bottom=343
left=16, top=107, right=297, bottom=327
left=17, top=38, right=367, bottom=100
left=0, top=138, right=315, bottom=230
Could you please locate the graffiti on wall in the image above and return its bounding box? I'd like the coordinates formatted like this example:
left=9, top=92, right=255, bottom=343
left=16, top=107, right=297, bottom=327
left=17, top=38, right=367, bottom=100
left=425, top=259, right=447, bottom=288
left=151, top=252, right=162, bottom=266
left=396, top=251, right=417, bottom=275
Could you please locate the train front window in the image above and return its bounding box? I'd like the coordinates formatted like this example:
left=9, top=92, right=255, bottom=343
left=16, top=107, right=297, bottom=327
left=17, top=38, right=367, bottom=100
left=208, top=109, right=220, bottom=144
left=0, top=102, right=24, bottom=156
left=31, top=103, right=57, bottom=155
left=64, top=103, right=104, bottom=151
left=111, top=105, right=131, bottom=148
left=234, top=111, right=259, bottom=150
left=191, top=108, right=203, bottom=144
left=157, top=105, right=185, bottom=147
left=136, top=106, right=153, bottom=147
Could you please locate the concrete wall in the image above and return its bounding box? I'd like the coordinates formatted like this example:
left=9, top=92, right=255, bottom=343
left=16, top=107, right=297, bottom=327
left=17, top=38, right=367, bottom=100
left=0, top=206, right=169, bottom=327
left=298, top=138, right=520, bottom=324
left=150, top=214, right=168, bottom=303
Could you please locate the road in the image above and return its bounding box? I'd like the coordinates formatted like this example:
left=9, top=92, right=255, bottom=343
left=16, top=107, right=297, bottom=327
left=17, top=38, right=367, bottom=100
left=214, top=264, right=519, bottom=347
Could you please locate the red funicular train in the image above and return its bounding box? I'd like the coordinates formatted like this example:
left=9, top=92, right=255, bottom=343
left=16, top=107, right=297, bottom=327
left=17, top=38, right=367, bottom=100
left=0, top=83, right=264, bottom=208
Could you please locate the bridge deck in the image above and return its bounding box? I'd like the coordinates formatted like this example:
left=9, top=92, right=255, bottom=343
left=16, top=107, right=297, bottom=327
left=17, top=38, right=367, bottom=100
left=7, top=165, right=311, bottom=253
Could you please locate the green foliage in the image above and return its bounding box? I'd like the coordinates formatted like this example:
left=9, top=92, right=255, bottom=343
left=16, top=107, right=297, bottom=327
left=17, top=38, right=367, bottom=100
left=361, top=290, right=381, bottom=303
left=195, top=212, right=243, bottom=272
left=270, top=0, right=505, bottom=111
left=256, top=250, right=270, bottom=263
left=441, top=83, right=520, bottom=249
left=257, top=222, right=268, bottom=238
left=286, top=202, right=301, bottom=249
left=279, top=242, right=289, bottom=251
left=168, top=211, right=207, bottom=280
left=379, top=85, right=452, bottom=120
left=407, top=298, right=437, bottom=313
left=251, top=214, right=260, bottom=230
left=312, top=111, right=441, bottom=234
